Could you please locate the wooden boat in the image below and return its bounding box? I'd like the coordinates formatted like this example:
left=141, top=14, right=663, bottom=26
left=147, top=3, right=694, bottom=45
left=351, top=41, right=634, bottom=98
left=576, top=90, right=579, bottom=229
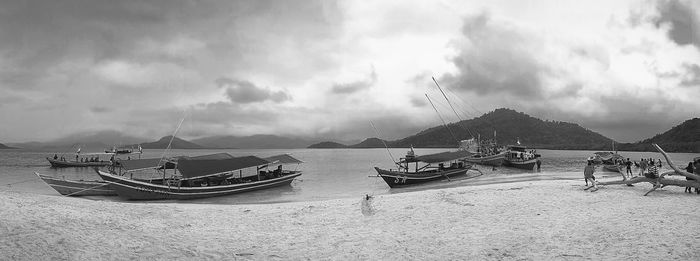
left=97, top=153, right=303, bottom=200
left=458, top=138, right=505, bottom=166
left=47, top=158, right=112, bottom=167
left=503, top=145, right=539, bottom=170
left=374, top=149, right=474, bottom=188
left=35, top=172, right=116, bottom=196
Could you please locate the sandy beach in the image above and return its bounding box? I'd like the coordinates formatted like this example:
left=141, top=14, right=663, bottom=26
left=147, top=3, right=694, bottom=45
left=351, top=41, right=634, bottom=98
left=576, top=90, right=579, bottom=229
left=1, top=174, right=699, bottom=260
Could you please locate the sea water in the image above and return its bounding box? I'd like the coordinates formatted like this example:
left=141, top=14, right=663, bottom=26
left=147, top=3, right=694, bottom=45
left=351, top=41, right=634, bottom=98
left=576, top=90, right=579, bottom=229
left=0, top=148, right=696, bottom=204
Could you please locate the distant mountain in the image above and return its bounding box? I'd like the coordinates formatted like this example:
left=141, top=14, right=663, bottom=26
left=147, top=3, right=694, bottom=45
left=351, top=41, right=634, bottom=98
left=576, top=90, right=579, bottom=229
left=139, top=136, right=204, bottom=149
left=191, top=135, right=313, bottom=149
left=392, top=108, right=613, bottom=150
left=349, top=138, right=389, bottom=148
left=308, top=141, right=348, bottom=148
left=9, top=130, right=149, bottom=150
left=0, top=143, right=16, bottom=149
left=618, top=118, right=700, bottom=152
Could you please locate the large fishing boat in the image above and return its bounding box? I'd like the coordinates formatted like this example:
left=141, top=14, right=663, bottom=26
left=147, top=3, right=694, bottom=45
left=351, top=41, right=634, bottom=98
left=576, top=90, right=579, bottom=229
left=97, top=153, right=303, bottom=200
left=35, top=172, right=116, bottom=196
left=374, top=148, right=477, bottom=188
left=458, top=138, right=505, bottom=167
left=503, top=145, right=540, bottom=170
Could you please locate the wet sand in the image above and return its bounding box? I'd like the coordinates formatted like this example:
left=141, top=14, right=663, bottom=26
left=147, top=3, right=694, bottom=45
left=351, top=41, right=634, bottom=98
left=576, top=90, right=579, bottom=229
left=1, top=174, right=699, bottom=260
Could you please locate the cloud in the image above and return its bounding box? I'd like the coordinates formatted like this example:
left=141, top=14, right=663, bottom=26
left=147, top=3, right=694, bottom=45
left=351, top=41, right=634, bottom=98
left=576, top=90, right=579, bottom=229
left=217, top=78, right=290, bottom=104
left=441, top=12, right=547, bottom=98
left=681, top=63, right=700, bottom=86
left=330, top=66, right=377, bottom=94
left=654, top=0, right=700, bottom=49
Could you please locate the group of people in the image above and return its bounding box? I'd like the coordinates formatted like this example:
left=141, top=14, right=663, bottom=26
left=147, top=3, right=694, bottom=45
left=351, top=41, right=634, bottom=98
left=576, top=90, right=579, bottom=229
left=585, top=157, right=700, bottom=194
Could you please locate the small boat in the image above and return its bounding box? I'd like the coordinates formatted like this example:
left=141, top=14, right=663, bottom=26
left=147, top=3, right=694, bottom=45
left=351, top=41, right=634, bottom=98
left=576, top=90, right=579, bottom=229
left=374, top=149, right=474, bottom=188
left=46, top=152, right=114, bottom=168
left=105, top=145, right=142, bottom=154
left=35, top=172, right=116, bottom=196
left=97, top=153, right=303, bottom=200
left=503, top=145, right=540, bottom=170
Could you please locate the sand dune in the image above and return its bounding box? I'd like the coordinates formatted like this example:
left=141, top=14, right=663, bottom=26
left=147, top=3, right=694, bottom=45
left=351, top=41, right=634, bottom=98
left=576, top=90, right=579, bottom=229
left=1, top=176, right=699, bottom=260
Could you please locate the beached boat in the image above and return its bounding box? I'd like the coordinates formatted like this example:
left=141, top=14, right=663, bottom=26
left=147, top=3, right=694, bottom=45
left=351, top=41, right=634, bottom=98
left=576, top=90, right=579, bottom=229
left=46, top=152, right=114, bottom=168
left=97, top=153, right=303, bottom=200
left=374, top=149, right=474, bottom=188
left=503, top=145, right=540, bottom=170
left=35, top=172, right=116, bottom=196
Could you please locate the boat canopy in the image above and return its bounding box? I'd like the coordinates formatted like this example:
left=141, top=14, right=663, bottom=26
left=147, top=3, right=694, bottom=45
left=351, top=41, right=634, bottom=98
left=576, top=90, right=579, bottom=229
left=118, top=158, right=166, bottom=172
left=263, top=154, right=304, bottom=165
left=179, top=153, right=236, bottom=160
left=403, top=151, right=471, bottom=164
left=508, top=145, right=528, bottom=151
left=177, top=156, right=270, bottom=179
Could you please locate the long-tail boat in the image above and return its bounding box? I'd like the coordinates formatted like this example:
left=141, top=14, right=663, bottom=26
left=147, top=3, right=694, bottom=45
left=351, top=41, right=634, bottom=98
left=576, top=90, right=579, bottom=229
left=35, top=172, right=116, bottom=196
left=374, top=148, right=475, bottom=188
left=46, top=152, right=115, bottom=168
left=96, top=153, right=303, bottom=200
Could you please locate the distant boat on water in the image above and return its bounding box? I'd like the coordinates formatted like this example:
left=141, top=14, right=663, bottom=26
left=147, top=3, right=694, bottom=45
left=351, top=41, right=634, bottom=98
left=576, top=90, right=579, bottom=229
left=35, top=172, right=116, bottom=196
left=374, top=148, right=477, bottom=188
left=97, top=153, right=303, bottom=200
left=46, top=152, right=114, bottom=168
left=105, top=145, right=142, bottom=155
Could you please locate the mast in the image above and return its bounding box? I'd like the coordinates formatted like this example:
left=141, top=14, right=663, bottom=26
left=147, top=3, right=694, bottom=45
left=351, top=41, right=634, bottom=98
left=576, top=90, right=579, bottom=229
left=432, top=77, right=474, bottom=139
left=425, top=94, right=459, bottom=144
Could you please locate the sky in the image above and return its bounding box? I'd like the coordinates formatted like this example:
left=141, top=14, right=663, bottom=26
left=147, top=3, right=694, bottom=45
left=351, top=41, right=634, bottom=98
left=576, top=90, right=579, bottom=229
left=0, top=0, right=698, bottom=143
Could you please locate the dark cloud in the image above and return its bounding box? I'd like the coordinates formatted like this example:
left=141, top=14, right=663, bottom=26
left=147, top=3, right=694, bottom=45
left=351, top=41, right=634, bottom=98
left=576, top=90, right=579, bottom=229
left=441, top=12, right=546, bottom=98
left=330, top=67, right=377, bottom=94
left=681, top=63, right=700, bottom=86
left=655, top=0, right=700, bottom=49
left=217, top=77, right=290, bottom=104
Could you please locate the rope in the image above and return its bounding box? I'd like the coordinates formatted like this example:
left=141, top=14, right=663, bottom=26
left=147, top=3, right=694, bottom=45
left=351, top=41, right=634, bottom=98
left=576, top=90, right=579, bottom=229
left=3, top=178, right=37, bottom=187
left=63, top=183, right=110, bottom=197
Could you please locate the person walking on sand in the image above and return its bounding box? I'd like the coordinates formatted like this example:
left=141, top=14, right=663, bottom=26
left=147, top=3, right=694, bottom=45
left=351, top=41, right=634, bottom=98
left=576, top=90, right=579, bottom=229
left=584, top=161, right=597, bottom=189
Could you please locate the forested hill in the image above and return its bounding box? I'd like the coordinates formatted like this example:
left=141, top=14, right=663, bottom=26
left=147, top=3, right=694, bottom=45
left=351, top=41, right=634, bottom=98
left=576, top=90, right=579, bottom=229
left=618, top=118, right=700, bottom=152
left=391, top=108, right=613, bottom=150
left=0, top=143, right=16, bottom=149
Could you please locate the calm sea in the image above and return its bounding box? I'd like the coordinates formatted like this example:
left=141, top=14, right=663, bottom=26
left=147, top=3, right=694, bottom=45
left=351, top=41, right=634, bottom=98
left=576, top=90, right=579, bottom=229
left=0, top=148, right=696, bottom=204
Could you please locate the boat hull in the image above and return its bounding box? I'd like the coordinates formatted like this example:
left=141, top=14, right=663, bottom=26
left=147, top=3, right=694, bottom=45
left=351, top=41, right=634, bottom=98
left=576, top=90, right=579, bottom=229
left=97, top=170, right=302, bottom=200
left=47, top=158, right=112, bottom=168
left=35, top=172, right=116, bottom=196
left=463, top=153, right=505, bottom=167
left=374, top=166, right=471, bottom=188
left=503, top=159, right=537, bottom=170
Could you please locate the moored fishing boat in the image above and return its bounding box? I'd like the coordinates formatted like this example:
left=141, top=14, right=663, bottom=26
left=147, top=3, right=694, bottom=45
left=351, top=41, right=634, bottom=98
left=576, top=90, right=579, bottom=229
left=374, top=149, right=476, bottom=188
left=459, top=138, right=505, bottom=166
left=97, top=153, right=303, bottom=200
left=503, top=145, right=540, bottom=170
left=35, top=172, right=116, bottom=196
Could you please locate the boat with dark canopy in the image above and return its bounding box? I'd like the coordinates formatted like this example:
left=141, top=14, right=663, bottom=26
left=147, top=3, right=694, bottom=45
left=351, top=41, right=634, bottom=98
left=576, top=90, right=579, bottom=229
left=374, top=149, right=477, bottom=188
left=97, top=153, right=303, bottom=200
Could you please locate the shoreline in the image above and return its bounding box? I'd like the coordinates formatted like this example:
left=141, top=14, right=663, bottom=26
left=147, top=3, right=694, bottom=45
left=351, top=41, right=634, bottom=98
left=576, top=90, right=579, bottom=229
left=2, top=174, right=699, bottom=260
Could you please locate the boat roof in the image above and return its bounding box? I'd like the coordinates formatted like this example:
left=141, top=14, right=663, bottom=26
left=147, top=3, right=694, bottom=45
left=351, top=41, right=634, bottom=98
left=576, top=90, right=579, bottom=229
left=403, top=150, right=471, bottom=164
left=507, top=145, right=528, bottom=151
left=179, top=153, right=236, bottom=160
left=118, top=158, right=167, bottom=171
left=177, top=155, right=270, bottom=179
left=263, top=154, right=303, bottom=165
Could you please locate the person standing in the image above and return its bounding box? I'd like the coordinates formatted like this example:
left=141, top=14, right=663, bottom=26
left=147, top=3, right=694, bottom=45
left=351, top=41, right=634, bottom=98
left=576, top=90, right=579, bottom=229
left=625, top=158, right=633, bottom=178
left=584, top=160, right=597, bottom=189
left=685, top=162, right=695, bottom=193
left=639, top=158, right=647, bottom=177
